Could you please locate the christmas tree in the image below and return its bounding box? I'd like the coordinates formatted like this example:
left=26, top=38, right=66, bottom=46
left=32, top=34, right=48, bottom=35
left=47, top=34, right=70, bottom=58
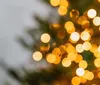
left=8, top=0, right=100, bottom=85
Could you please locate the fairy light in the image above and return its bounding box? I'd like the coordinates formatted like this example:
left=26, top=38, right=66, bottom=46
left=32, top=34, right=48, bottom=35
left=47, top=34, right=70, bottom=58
left=93, top=16, right=100, bottom=26
left=70, top=32, right=80, bottom=42
left=82, top=42, right=91, bottom=51
left=94, top=58, right=100, bottom=68
left=79, top=60, right=88, bottom=69
left=50, top=0, right=60, bottom=6
left=76, top=44, right=84, bottom=53
left=32, top=51, right=42, bottom=61
left=58, top=6, right=67, bottom=16
left=71, top=76, right=81, bottom=85
left=41, top=33, right=50, bottom=43
left=76, top=68, right=85, bottom=76
left=81, top=31, right=91, bottom=41
left=46, top=53, right=56, bottom=63
left=65, top=21, right=75, bottom=34
left=87, top=9, right=97, bottom=18
left=62, top=58, right=71, bottom=67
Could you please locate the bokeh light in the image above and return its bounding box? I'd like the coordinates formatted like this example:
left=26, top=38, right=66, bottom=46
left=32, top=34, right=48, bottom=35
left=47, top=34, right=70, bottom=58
left=60, top=0, right=69, bottom=7
left=71, top=76, right=81, bottom=85
left=76, top=68, right=85, bottom=76
left=81, top=31, right=91, bottom=41
left=70, top=32, right=80, bottom=42
left=76, top=44, right=84, bottom=53
left=93, top=16, right=100, bottom=26
left=58, top=6, right=67, bottom=16
left=75, top=54, right=83, bottom=63
left=67, top=52, right=77, bottom=61
left=94, top=58, right=100, bottom=68
left=41, top=33, right=50, bottom=43
left=32, top=51, right=42, bottom=61
left=79, top=60, right=88, bottom=69
left=87, top=9, right=97, bottom=18
left=50, top=0, right=60, bottom=6
left=62, top=58, right=71, bottom=67
left=82, top=42, right=91, bottom=51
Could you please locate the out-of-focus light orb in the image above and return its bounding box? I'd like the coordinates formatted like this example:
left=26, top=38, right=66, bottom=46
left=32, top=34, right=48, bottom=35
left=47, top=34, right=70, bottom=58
left=52, top=47, right=61, bottom=55
left=78, top=16, right=87, bottom=25
left=70, top=32, right=80, bottom=42
left=76, top=44, right=84, bottom=53
left=79, top=60, right=88, bottom=69
left=82, top=42, right=91, bottom=51
left=98, top=46, right=100, bottom=52
left=80, top=77, right=87, bottom=84
left=94, top=49, right=100, bottom=58
left=50, top=0, right=60, bottom=6
left=81, top=31, right=91, bottom=41
left=53, top=55, right=61, bottom=64
left=71, top=76, right=81, bottom=85
left=60, top=0, right=69, bottom=7
left=98, top=72, right=100, bottom=78
left=87, top=9, right=97, bottom=18
left=94, top=58, right=100, bottom=68
left=87, top=72, right=94, bottom=80
left=32, top=51, right=42, bottom=61
left=41, top=33, right=50, bottom=43
left=93, top=16, right=100, bottom=26
left=62, top=58, right=71, bottom=67
left=67, top=52, right=77, bottom=61
left=58, top=6, right=67, bottom=16
left=76, top=68, right=85, bottom=76
left=75, top=54, right=83, bottom=63
left=90, top=44, right=98, bottom=53
left=46, top=53, right=56, bottom=63
left=65, top=21, right=75, bottom=34
left=66, top=45, right=76, bottom=53
left=98, top=0, right=100, bottom=2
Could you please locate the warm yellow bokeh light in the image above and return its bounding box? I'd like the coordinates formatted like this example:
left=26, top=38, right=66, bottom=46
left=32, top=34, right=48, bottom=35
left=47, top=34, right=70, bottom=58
left=98, top=72, right=100, bottom=78
left=50, top=0, right=60, bottom=6
left=67, top=52, right=77, bottom=61
left=76, top=68, right=85, bottom=76
left=65, top=21, right=75, bottom=34
left=80, top=77, right=87, bottom=84
left=76, top=44, right=84, bottom=53
left=66, top=45, right=76, bottom=53
left=58, top=6, right=67, bottom=16
left=46, top=53, right=56, bottom=63
left=75, top=54, right=83, bottom=63
left=60, top=0, right=69, bottom=7
left=98, top=46, right=100, bottom=52
left=90, top=44, right=98, bottom=53
left=52, top=47, right=61, bottom=55
left=81, top=31, right=91, bottom=41
left=62, top=58, right=71, bottom=67
left=79, top=60, right=88, bottom=69
left=53, top=55, right=61, bottom=64
left=41, top=33, right=50, bottom=43
left=93, top=16, right=100, bottom=26
left=87, top=9, right=97, bottom=18
left=77, top=16, right=87, bottom=25
left=94, top=58, right=100, bottom=68
left=94, top=49, right=100, bottom=58
left=70, top=32, right=80, bottom=42
left=32, top=51, right=42, bottom=61
left=71, top=76, right=81, bottom=85
left=82, top=42, right=91, bottom=51
left=87, top=72, right=94, bottom=80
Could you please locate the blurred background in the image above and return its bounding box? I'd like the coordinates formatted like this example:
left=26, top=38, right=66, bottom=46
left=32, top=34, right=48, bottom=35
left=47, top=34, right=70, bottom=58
left=0, top=0, right=50, bottom=84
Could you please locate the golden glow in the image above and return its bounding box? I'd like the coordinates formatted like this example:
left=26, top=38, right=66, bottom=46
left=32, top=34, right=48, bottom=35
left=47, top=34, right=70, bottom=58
left=98, top=0, right=100, bottom=2
left=94, top=58, right=100, bottom=68
left=80, top=77, right=87, bottom=84
left=94, top=49, right=100, bottom=58
left=82, top=42, right=91, bottom=51
left=50, top=0, right=60, bottom=6
left=41, top=33, right=50, bottom=43
left=58, top=6, right=67, bottom=16
left=76, top=68, right=85, bottom=76
left=53, top=55, right=61, bottom=64
left=98, top=46, right=100, bottom=52
left=62, top=58, right=71, bottom=67
left=60, top=0, right=69, bottom=7
left=77, top=16, right=87, bottom=25
left=70, top=9, right=79, bottom=20
left=79, top=60, right=88, bottom=69
left=57, top=29, right=66, bottom=39
left=81, top=31, right=91, bottom=41
left=71, top=76, right=81, bottom=85
left=64, top=21, right=75, bottom=34
left=93, top=16, right=100, bottom=26
left=70, top=32, right=80, bottom=42
left=66, top=45, right=76, bottom=53
left=52, top=47, right=61, bottom=55
left=32, top=51, right=42, bottom=61
left=87, top=72, right=94, bottom=80
left=40, top=44, right=50, bottom=52
left=75, top=54, right=83, bottom=63
left=76, top=44, right=84, bottom=53
left=46, top=53, right=56, bottom=63
left=90, top=44, right=98, bottom=53
left=87, top=9, right=97, bottom=18
left=98, top=72, right=100, bottom=78
left=67, top=52, right=77, bottom=61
